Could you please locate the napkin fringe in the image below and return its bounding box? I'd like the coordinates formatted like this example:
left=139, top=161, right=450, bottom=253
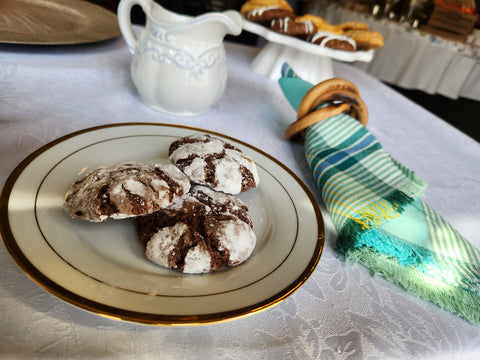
left=345, top=246, right=480, bottom=325
left=338, top=217, right=433, bottom=268
left=339, top=216, right=480, bottom=290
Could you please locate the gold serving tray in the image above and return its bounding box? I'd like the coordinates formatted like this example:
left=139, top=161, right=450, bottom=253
left=0, top=0, right=120, bottom=45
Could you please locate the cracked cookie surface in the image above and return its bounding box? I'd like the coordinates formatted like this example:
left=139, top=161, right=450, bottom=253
left=169, top=133, right=259, bottom=195
left=64, top=161, right=191, bottom=222
left=136, top=185, right=256, bottom=273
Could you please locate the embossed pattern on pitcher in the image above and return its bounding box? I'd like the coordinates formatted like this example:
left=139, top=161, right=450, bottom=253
left=137, top=22, right=225, bottom=77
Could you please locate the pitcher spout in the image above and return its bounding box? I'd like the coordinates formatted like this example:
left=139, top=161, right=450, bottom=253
left=218, top=10, right=243, bottom=37
left=177, top=10, right=242, bottom=42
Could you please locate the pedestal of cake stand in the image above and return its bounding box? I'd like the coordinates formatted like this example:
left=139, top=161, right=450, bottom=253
left=251, top=41, right=334, bottom=83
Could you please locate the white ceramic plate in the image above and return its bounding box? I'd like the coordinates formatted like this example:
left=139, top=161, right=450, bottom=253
left=0, top=123, right=324, bottom=325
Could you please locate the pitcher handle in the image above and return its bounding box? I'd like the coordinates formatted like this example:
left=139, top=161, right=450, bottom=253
left=118, top=0, right=151, bottom=54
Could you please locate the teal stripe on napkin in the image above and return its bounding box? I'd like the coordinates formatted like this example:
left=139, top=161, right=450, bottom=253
left=279, top=64, right=480, bottom=324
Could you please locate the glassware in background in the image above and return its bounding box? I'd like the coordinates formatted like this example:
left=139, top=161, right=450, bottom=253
left=407, top=0, right=435, bottom=27
left=368, top=0, right=387, bottom=16
left=384, top=0, right=411, bottom=21
left=366, top=0, right=435, bottom=25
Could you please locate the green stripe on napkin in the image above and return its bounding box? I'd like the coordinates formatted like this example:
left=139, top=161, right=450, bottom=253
left=279, top=64, right=480, bottom=324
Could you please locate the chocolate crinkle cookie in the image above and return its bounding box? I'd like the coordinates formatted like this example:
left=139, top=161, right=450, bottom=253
left=168, top=133, right=260, bottom=195
left=136, top=185, right=256, bottom=274
left=64, top=161, right=191, bottom=222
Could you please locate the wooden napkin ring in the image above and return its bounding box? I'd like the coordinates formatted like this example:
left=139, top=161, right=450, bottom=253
left=285, top=78, right=369, bottom=141
left=297, top=78, right=360, bottom=120
left=284, top=103, right=351, bottom=140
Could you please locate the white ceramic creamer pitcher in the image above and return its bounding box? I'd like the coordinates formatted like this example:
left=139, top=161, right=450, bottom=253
left=118, top=0, right=242, bottom=116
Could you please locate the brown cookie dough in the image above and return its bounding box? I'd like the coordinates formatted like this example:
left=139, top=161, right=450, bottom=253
left=310, top=31, right=357, bottom=52
left=64, top=161, right=191, bottom=222
left=169, top=133, right=259, bottom=195
left=137, top=185, right=256, bottom=274
left=269, top=17, right=318, bottom=39
left=241, top=0, right=295, bottom=25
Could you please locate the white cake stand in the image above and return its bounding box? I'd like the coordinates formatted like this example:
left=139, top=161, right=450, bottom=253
left=242, top=20, right=374, bottom=83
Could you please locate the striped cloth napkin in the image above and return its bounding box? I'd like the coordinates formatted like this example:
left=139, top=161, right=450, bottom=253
left=279, top=64, right=480, bottom=324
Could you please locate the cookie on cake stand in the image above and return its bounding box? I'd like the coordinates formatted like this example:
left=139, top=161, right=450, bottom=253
left=242, top=19, right=375, bottom=84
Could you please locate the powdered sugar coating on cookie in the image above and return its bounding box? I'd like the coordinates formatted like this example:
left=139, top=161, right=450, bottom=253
left=145, top=223, right=213, bottom=274
left=137, top=185, right=256, bottom=274
left=64, top=161, right=191, bottom=222
left=169, top=133, right=259, bottom=195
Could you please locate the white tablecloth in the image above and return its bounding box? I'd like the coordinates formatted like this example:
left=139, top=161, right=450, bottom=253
left=308, top=3, right=480, bottom=101
left=1, top=30, right=479, bottom=359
